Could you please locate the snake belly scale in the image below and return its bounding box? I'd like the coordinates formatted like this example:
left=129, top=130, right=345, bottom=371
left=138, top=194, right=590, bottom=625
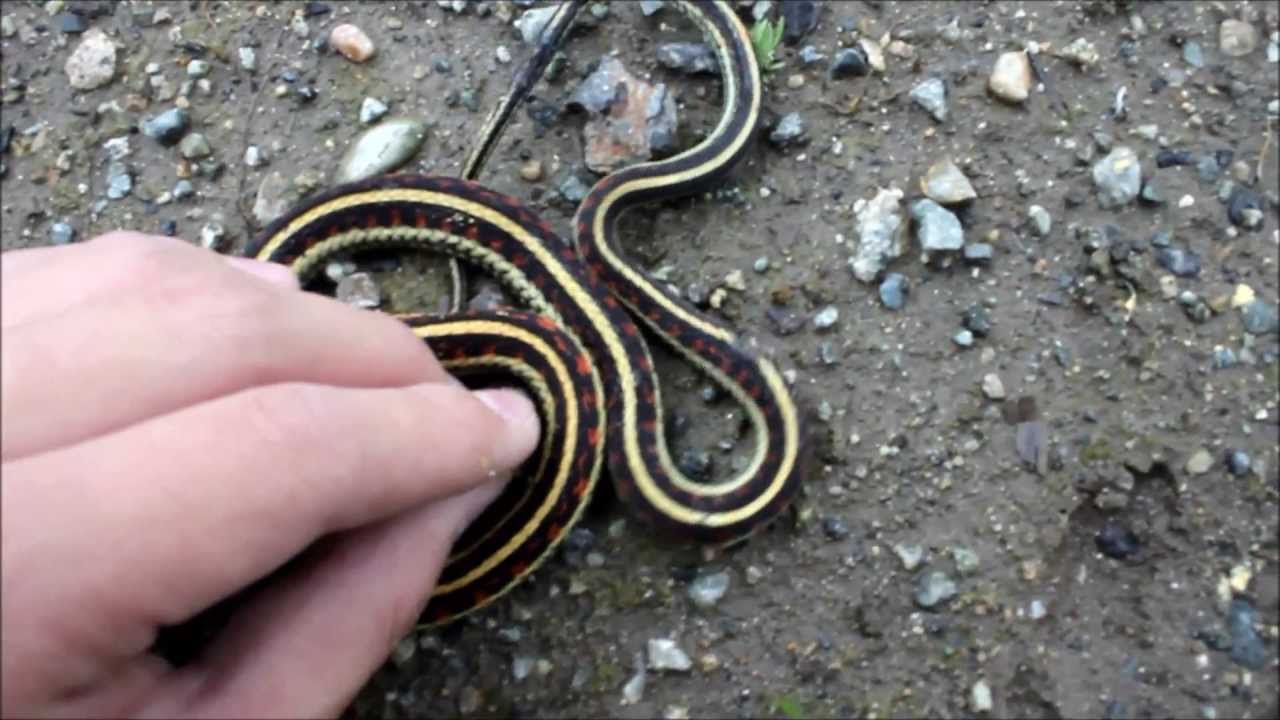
left=244, top=0, right=804, bottom=626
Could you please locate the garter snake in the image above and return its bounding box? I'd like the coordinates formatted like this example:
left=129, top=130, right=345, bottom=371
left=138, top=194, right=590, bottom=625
left=244, top=0, right=804, bottom=626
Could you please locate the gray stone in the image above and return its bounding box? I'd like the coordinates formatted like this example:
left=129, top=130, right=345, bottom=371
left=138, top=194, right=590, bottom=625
left=646, top=638, right=691, bottom=672
left=336, top=272, right=381, bottom=309
left=186, top=59, right=211, bottom=78
left=49, top=222, right=76, bottom=245
left=656, top=42, right=717, bottom=75
left=105, top=161, right=131, bottom=199
left=1225, top=449, right=1251, bottom=477
left=798, top=45, right=824, bottom=65
left=768, top=112, right=806, bottom=146
left=1155, top=247, right=1201, bottom=277
left=514, top=5, right=558, bottom=45
left=1219, top=19, right=1258, bottom=57
left=813, top=305, right=839, bottom=330
left=922, top=159, right=976, bottom=204
left=359, top=97, right=388, bottom=124
left=178, top=133, right=212, bottom=160
left=879, top=273, right=907, bottom=310
left=1183, top=41, right=1205, bottom=68
left=1227, top=599, right=1266, bottom=669
left=911, top=198, right=964, bottom=252
left=914, top=570, right=958, bottom=609
left=909, top=77, right=948, bottom=122
left=687, top=571, right=730, bottom=608
left=963, top=243, right=993, bottom=264
left=1028, top=205, right=1052, bottom=237
left=141, top=107, right=189, bottom=146
left=1241, top=299, right=1279, bottom=334
left=1092, top=146, right=1142, bottom=209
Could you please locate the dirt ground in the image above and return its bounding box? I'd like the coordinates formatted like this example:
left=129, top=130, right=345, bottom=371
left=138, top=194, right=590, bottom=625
left=2, top=1, right=1278, bottom=718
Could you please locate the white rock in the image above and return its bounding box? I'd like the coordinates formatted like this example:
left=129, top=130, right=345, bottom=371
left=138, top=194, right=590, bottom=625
left=65, top=28, right=117, bottom=90
left=988, top=51, right=1031, bottom=103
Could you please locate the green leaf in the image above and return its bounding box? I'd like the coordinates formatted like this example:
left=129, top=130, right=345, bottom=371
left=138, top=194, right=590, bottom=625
left=750, top=16, right=786, bottom=75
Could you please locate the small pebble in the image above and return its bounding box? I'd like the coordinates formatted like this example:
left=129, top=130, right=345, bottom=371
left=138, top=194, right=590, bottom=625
left=963, top=243, right=993, bottom=264
left=981, top=373, right=1005, bottom=400
left=753, top=256, right=770, bottom=273
left=238, top=46, right=257, bottom=71
left=172, top=179, right=194, bottom=199
left=829, top=47, right=870, bottom=79
left=988, top=51, right=1031, bottom=103
left=798, top=45, right=824, bottom=65
left=768, top=112, right=806, bottom=146
left=495, top=45, right=511, bottom=64
left=519, top=159, right=543, bottom=182
left=1095, top=521, right=1139, bottom=559
left=64, top=28, right=117, bottom=90
left=914, top=570, right=958, bottom=609
left=330, top=23, right=375, bottom=62
left=953, top=329, right=974, bottom=348
left=813, top=305, right=838, bottom=331
left=879, top=273, right=908, bottom=310
left=687, top=571, right=730, bottom=609
left=178, top=133, right=212, bottom=160
left=1219, top=19, right=1258, bottom=57
left=971, top=680, right=994, bottom=713
left=922, top=159, right=976, bottom=204
left=49, top=222, right=76, bottom=245
left=1185, top=448, right=1213, bottom=475
left=909, top=77, right=948, bottom=122
left=336, top=272, right=381, bottom=309
left=186, top=59, right=210, bottom=78
left=359, top=97, right=388, bottom=124
left=1225, top=449, right=1251, bottom=477
left=647, top=639, right=692, bottom=672
left=1027, top=205, right=1052, bottom=237
left=893, top=543, right=924, bottom=571
left=199, top=222, right=225, bottom=250
left=140, top=107, right=189, bottom=146
left=822, top=516, right=849, bottom=540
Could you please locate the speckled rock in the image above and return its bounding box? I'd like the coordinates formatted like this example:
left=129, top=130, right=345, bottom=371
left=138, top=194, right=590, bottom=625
left=988, top=51, right=1031, bottom=103
left=65, top=28, right=117, bottom=90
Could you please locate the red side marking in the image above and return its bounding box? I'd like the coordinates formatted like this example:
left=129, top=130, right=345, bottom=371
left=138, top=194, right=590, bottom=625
left=735, top=368, right=750, bottom=385
left=636, top=354, right=652, bottom=372
left=580, top=390, right=595, bottom=408
left=719, top=357, right=733, bottom=374
left=643, top=388, right=655, bottom=404
left=473, top=590, right=490, bottom=606
left=573, top=475, right=590, bottom=497
left=466, top=224, right=480, bottom=240
left=690, top=338, right=706, bottom=352
left=640, top=420, right=656, bottom=433
left=622, top=322, right=638, bottom=337
left=366, top=214, right=378, bottom=229
left=546, top=522, right=563, bottom=540
left=554, top=336, right=568, bottom=354
left=576, top=220, right=589, bottom=237
left=535, top=314, right=558, bottom=331
left=512, top=560, right=530, bottom=577
left=748, top=384, right=763, bottom=400
left=389, top=207, right=403, bottom=227
left=414, top=210, right=427, bottom=228
left=586, top=426, right=601, bottom=447
left=603, top=295, right=619, bottom=308
left=513, top=253, right=529, bottom=268
left=489, top=236, right=503, bottom=251
left=575, top=353, right=592, bottom=376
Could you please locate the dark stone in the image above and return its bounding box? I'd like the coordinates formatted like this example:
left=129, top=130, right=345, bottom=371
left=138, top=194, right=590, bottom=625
left=303, top=1, right=331, bottom=16
left=1155, top=247, right=1201, bottom=277
left=781, top=0, right=820, bottom=45
left=1155, top=150, right=1194, bottom=168
left=962, top=304, right=992, bottom=337
left=1095, top=521, right=1139, bottom=559
left=1227, top=599, right=1267, bottom=670
left=1227, top=186, right=1264, bottom=228
left=821, top=516, right=850, bottom=540
left=829, top=47, right=870, bottom=79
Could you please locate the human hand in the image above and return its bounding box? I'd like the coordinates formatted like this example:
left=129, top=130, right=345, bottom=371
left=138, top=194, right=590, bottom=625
left=1, top=232, right=539, bottom=718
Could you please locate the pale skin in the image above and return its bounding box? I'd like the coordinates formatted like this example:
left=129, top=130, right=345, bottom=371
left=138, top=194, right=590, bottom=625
left=0, top=232, right=541, bottom=718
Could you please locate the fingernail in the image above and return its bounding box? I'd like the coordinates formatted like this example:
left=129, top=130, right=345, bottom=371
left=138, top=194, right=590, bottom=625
left=473, top=388, right=538, bottom=427
left=225, top=257, right=300, bottom=289
left=473, top=388, right=541, bottom=468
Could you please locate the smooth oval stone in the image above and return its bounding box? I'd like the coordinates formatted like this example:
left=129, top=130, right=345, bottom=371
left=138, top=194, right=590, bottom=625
left=336, top=118, right=428, bottom=183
